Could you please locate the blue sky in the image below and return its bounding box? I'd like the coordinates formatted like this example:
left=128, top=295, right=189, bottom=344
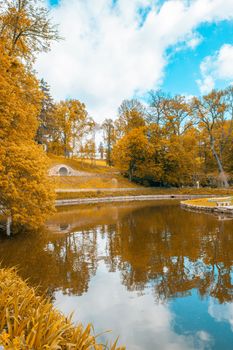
left=37, top=0, right=233, bottom=121
left=163, top=20, right=233, bottom=96
left=48, top=0, right=59, bottom=6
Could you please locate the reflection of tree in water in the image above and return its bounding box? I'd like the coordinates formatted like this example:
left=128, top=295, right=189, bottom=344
left=104, top=205, right=233, bottom=303
left=0, top=203, right=232, bottom=303
left=45, top=229, right=98, bottom=295
left=0, top=228, right=98, bottom=297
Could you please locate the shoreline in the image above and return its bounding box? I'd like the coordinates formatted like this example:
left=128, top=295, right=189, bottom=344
left=55, top=194, right=218, bottom=207
left=180, top=201, right=215, bottom=212
left=181, top=200, right=233, bottom=214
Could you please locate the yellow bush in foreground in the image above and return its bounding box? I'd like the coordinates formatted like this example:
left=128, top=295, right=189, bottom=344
left=0, top=268, right=125, bottom=350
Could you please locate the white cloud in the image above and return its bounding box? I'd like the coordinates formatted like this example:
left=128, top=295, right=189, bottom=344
left=217, top=44, right=233, bottom=78
left=197, top=75, right=215, bottom=95
left=208, top=300, right=233, bottom=331
left=36, top=0, right=233, bottom=121
left=186, top=32, right=203, bottom=50
left=197, top=44, right=233, bottom=94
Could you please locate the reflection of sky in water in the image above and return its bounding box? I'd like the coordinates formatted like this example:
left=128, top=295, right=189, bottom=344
left=1, top=201, right=232, bottom=349
left=54, top=228, right=233, bottom=350
left=209, top=301, right=233, bottom=332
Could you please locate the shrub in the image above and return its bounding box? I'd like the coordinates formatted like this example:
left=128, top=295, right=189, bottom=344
left=0, top=267, right=125, bottom=350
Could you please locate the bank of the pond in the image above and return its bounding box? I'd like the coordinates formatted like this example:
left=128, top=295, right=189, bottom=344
left=56, top=194, right=219, bottom=207
left=56, top=187, right=233, bottom=201
left=0, top=267, right=125, bottom=350
left=181, top=197, right=233, bottom=214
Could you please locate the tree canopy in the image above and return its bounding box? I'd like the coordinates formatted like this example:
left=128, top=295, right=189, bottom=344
left=112, top=89, right=233, bottom=187
left=0, top=0, right=57, bottom=234
left=0, top=0, right=60, bottom=62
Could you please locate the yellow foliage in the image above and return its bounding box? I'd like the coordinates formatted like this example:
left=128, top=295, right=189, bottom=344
left=0, top=267, right=125, bottom=350
left=115, top=99, right=145, bottom=137
left=112, top=127, right=198, bottom=186
left=112, top=127, right=155, bottom=182
left=48, top=100, right=94, bottom=157
left=0, top=0, right=60, bottom=63
left=0, top=38, right=55, bottom=232
left=0, top=142, right=55, bottom=229
left=0, top=43, right=41, bottom=141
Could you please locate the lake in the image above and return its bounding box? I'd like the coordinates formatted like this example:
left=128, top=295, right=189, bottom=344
left=0, top=200, right=232, bottom=350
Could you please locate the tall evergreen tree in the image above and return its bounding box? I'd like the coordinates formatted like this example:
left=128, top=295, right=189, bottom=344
left=35, top=79, right=55, bottom=149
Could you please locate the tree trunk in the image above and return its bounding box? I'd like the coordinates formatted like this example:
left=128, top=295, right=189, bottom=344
left=129, top=161, right=135, bottom=182
left=210, top=139, right=229, bottom=188
left=6, top=216, right=12, bottom=237
left=129, top=171, right=132, bottom=182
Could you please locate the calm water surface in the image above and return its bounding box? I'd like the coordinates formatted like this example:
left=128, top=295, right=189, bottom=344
left=0, top=200, right=233, bottom=350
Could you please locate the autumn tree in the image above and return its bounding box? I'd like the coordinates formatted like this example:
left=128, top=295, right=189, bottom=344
left=163, top=95, right=192, bottom=136
left=112, top=124, right=198, bottom=186
left=0, top=52, right=39, bottom=142
left=0, top=143, right=55, bottom=235
left=112, top=127, right=154, bottom=182
left=83, top=139, right=96, bottom=165
left=147, top=89, right=170, bottom=126
left=0, top=0, right=58, bottom=235
left=48, top=99, right=94, bottom=157
left=140, top=92, right=196, bottom=186
left=102, top=118, right=116, bottom=166
left=35, top=79, right=55, bottom=148
left=192, top=90, right=230, bottom=187
left=0, top=0, right=60, bottom=63
left=98, top=142, right=104, bottom=159
left=160, top=131, right=199, bottom=186
left=0, top=46, right=55, bottom=235
left=115, top=99, right=146, bottom=137
left=221, top=86, right=233, bottom=173
left=148, top=91, right=192, bottom=135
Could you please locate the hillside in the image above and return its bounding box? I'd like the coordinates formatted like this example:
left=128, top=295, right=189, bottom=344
left=47, top=155, right=233, bottom=202
left=48, top=154, right=142, bottom=190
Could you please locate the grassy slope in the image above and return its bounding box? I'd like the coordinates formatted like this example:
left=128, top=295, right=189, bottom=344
left=48, top=155, right=233, bottom=200
left=48, top=154, right=142, bottom=190
left=48, top=154, right=112, bottom=174
left=52, top=176, right=142, bottom=190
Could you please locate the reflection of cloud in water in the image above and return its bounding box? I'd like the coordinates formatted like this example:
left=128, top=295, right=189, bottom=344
left=195, top=331, right=214, bottom=350
left=55, top=262, right=213, bottom=350
left=208, top=300, right=233, bottom=331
